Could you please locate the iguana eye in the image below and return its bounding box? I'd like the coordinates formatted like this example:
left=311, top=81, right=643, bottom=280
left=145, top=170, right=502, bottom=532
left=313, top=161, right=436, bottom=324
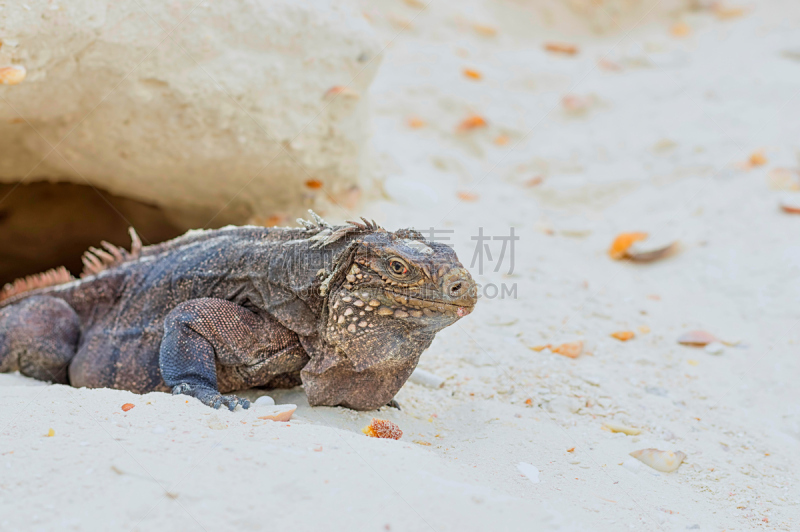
left=388, top=257, right=409, bottom=276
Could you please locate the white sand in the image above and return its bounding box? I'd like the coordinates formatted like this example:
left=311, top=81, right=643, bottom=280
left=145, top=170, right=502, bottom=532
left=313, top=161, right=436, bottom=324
left=3, top=1, right=800, bottom=530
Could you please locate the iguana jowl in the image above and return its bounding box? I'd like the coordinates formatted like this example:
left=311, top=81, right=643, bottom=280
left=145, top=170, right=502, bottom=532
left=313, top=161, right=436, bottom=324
left=0, top=213, right=477, bottom=410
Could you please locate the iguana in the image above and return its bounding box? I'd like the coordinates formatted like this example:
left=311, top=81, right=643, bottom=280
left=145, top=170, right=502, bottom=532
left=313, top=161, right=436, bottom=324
left=0, top=213, right=476, bottom=410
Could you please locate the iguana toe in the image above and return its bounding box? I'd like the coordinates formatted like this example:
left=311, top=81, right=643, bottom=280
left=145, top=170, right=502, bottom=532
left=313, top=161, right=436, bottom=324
left=171, top=383, right=248, bottom=411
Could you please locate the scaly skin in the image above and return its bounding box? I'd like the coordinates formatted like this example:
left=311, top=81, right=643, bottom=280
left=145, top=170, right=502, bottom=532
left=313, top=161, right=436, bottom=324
left=0, top=214, right=477, bottom=410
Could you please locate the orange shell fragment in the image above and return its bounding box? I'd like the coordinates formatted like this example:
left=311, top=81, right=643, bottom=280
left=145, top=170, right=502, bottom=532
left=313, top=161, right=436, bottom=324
left=611, top=331, right=635, bottom=342
left=608, top=232, right=648, bottom=260
left=305, top=179, right=323, bottom=190
left=552, top=341, right=583, bottom=358
left=463, top=68, right=482, bottom=80
left=362, top=418, right=403, bottom=440
left=749, top=151, right=767, bottom=166
left=0, top=65, right=26, bottom=85
left=457, top=115, right=487, bottom=131
left=457, top=191, right=479, bottom=202
left=544, top=42, right=579, bottom=55
left=121, top=403, right=135, bottom=412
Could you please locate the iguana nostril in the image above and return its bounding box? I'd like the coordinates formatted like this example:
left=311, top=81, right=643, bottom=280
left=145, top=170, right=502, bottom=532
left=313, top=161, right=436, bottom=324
left=450, top=282, right=462, bottom=295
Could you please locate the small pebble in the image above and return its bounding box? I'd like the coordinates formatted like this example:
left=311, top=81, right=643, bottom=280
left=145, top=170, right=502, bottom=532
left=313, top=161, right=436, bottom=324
left=517, top=462, right=540, bottom=484
left=255, top=395, right=275, bottom=406
left=409, top=368, right=445, bottom=388
left=704, top=342, right=725, bottom=355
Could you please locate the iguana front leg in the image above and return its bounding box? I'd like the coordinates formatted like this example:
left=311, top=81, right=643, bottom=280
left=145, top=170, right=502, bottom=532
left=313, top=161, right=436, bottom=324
left=160, top=298, right=301, bottom=410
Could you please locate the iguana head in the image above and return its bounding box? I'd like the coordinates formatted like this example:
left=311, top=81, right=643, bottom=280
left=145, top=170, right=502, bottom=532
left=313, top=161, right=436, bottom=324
left=324, top=225, right=477, bottom=342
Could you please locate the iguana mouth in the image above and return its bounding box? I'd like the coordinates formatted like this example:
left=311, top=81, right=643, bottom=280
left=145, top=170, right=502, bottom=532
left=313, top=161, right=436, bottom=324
left=383, top=288, right=475, bottom=313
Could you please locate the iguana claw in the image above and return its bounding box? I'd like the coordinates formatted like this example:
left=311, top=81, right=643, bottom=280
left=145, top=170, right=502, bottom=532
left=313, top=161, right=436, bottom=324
left=172, top=383, right=250, bottom=411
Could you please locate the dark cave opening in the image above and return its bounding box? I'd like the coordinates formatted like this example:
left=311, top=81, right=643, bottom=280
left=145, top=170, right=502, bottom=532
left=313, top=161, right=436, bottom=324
left=0, top=181, right=189, bottom=287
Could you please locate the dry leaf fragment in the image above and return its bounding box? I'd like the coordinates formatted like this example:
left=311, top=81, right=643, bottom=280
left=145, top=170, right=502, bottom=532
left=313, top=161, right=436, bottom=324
left=324, top=86, right=360, bottom=99
left=529, top=345, right=549, bottom=352
left=567, top=447, right=575, bottom=452
left=305, top=179, right=323, bottom=190
left=121, top=403, right=135, bottom=412
left=457, top=115, right=487, bottom=131
left=408, top=117, right=426, bottom=128
left=608, top=232, right=648, bottom=260
left=456, top=191, right=479, bottom=202
left=544, top=42, right=578, bottom=56
left=611, top=331, right=635, bottom=342
left=630, top=448, right=686, bottom=472
left=463, top=68, right=482, bottom=80
left=0, top=65, right=26, bottom=85
left=677, top=330, right=718, bottom=347
left=524, top=176, right=543, bottom=187
left=472, top=24, right=497, bottom=37
left=263, top=214, right=287, bottom=227
left=671, top=22, right=691, bottom=37
left=749, top=151, right=767, bottom=166
left=413, top=440, right=432, bottom=446
left=362, top=418, right=403, bottom=440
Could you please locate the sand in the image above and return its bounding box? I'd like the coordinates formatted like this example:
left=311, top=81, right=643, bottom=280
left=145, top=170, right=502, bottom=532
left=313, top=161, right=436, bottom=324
left=2, top=1, right=800, bottom=530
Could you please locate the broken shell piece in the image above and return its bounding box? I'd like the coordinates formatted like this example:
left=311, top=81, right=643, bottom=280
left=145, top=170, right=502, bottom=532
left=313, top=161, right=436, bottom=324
left=626, top=238, right=679, bottom=262
left=611, top=331, right=635, bottom=342
left=551, top=340, right=583, bottom=358
left=704, top=342, right=725, bottom=355
left=409, top=368, right=445, bottom=388
left=677, top=330, right=718, bottom=347
left=362, top=418, right=402, bottom=440
left=608, top=232, right=648, bottom=260
left=256, top=404, right=296, bottom=422
left=629, top=448, right=686, bottom=473
left=603, top=422, right=641, bottom=436
left=0, top=65, right=26, bottom=85
left=779, top=194, right=800, bottom=214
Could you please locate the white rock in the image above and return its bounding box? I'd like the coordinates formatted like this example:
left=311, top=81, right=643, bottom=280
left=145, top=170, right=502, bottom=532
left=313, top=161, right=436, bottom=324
left=517, top=462, right=540, bottom=484
left=254, top=395, right=275, bottom=407
left=409, top=368, right=445, bottom=389
left=704, top=342, right=725, bottom=355
left=621, top=457, right=642, bottom=473
left=0, top=0, right=381, bottom=224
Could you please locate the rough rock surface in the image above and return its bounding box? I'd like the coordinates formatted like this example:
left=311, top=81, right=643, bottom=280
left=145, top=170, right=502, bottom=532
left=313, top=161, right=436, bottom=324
left=0, top=0, right=380, bottom=226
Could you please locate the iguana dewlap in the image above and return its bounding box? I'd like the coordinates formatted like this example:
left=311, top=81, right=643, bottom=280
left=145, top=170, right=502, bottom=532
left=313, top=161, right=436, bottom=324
left=0, top=213, right=477, bottom=410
